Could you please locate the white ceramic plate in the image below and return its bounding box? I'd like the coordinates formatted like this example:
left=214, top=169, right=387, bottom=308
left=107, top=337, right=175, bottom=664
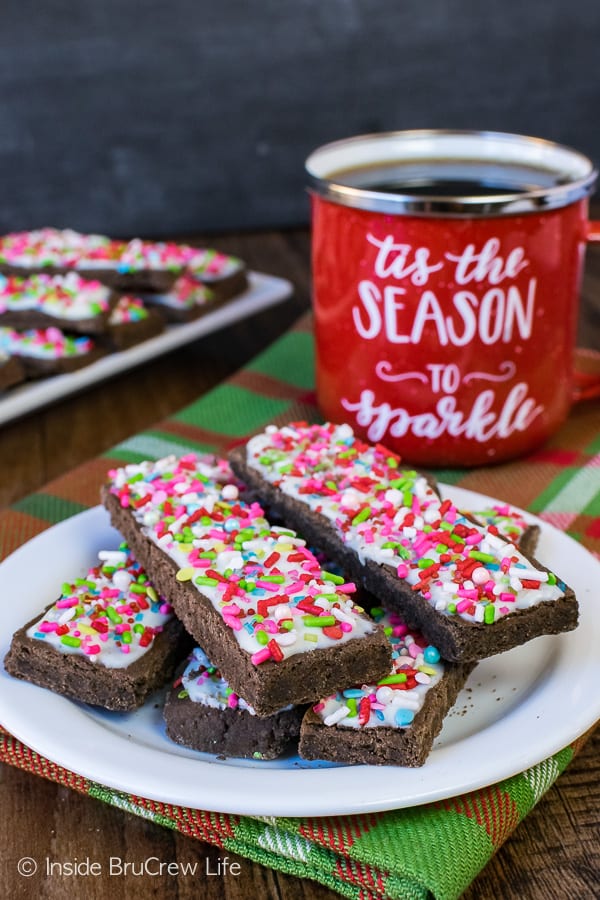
left=0, top=486, right=598, bottom=817
left=0, top=271, right=292, bottom=426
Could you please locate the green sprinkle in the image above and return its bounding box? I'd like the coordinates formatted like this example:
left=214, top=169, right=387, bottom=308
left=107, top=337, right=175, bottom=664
left=387, top=456, right=399, bottom=468
left=122, top=630, right=132, bottom=644
left=256, top=630, right=269, bottom=645
left=177, top=689, right=189, bottom=700
left=547, top=572, right=557, bottom=585
left=322, top=571, right=344, bottom=584
left=60, top=635, right=81, bottom=648
left=378, top=673, right=407, bottom=685
left=484, top=605, right=496, bottom=624
left=106, top=606, right=122, bottom=624
left=146, top=586, right=158, bottom=602
left=418, top=558, right=435, bottom=569
left=352, top=506, right=371, bottom=526
left=447, top=603, right=457, bottom=614
left=469, top=551, right=496, bottom=563
left=200, top=551, right=217, bottom=559
left=346, top=698, right=358, bottom=717
left=303, top=615, right=336, bottom=627
left=260, top=575, right=285, bottom=583
left=280, top=620, right=294, bottom=631
left=194, top=576, right=219, bottom=587
left=133, top=624, right=144, bottom=634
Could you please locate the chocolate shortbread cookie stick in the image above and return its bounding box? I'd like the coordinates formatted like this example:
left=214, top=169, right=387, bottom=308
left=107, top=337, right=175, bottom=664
left=101, top=454, right=391, bottom=717
left=102, top=296, right=164, bottom=350
left=229, top=422, right=578, bottom=662
left=139, top=276, right=222, bottom=324
left=4, top=545, right=188, bottom=711
left=0, top=229, right=247, bottom=298
left=164, top=646, right=305, bottom=759
left=300, top=607, right=475, bottom=767
left=0, top=351, right=25, bottom=390
left=0, top=326, right=104, bottom=378
left=0, top=272, right=117, bottom=334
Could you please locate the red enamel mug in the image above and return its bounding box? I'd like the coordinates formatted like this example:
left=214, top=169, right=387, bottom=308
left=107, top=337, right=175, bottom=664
left=306, top=130, right=600, bottom=467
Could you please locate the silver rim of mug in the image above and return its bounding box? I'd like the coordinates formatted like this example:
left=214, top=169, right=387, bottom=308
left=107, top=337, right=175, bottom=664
left=305, top=129, right=598, bottom=217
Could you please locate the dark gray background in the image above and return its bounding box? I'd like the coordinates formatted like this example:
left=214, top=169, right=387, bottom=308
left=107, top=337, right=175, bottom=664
left=1, top=1, right=599, bottom=237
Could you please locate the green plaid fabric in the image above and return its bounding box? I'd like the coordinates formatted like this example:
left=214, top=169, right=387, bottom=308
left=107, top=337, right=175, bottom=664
left=0, top=316, right=598, bottom=900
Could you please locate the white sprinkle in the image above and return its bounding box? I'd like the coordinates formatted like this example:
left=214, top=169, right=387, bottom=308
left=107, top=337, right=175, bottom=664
left=222, top=484, right=239, bottom=501
left=324, top=705, right=351, bottom=726
left=273, top=630, right=297, bottom=647
left=98, top=550, right=127, bottom=565
left=112, top=569, right=133, bottom=591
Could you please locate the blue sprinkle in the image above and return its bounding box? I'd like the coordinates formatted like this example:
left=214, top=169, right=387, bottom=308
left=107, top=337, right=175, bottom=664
left=135, top=612, right=144, bottom=621
left=342, top=688, right=365, bottom=699
left=244, top=623, right=254, bottom=635
left=224, top=518, right=240, bottom=532
left=395, top=708, right=415, bottom=727
left=33, top=631, right=46, bottom=639
left=375, top=710, right=385, bottom=721
left=424, top=645, right=440, bottom=664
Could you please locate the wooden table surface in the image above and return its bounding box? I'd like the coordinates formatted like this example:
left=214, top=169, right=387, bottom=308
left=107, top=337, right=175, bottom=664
left=1, top=228, right=599, bottom=900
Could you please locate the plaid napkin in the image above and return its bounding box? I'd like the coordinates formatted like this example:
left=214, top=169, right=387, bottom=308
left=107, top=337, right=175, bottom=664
left=1, top=316, right=598, bottom=900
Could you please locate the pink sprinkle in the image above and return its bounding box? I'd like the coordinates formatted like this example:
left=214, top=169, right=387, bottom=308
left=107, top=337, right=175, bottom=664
left=456, top=599, right=472, bottom=613
left=338, top=582, right=356, bottom=594
left=465, top=533, right=482, bottom=545
left=223, top=614, right=242, bottom=631
left=55, top=598, right=79, bottom=609
left=313, top=702, right=325, bottom=713
left=255, top=580, right=279, bottom=592
left=340, top=622, right=353, bottom=633
left=222, top=603, right=241, bottom=616
left=264, top=619, right=278, bottom=634
left=159, top=603, right=172, bottom=614
left=251, top=647, right=272, bottom=665
left=39, top=621, right=59, bottom=632
left=285, top=581, right=305, bottom=595
left=408, top=643, right=421, bottom=659
left=84, top=644, right=101, bottom=655
left=119, top=645, right=131, bottom=654
left=500, top=592, right=516, bottom=603
left=500, top=606, right=510, bottom=615
left=397, top=564, right=408, bottom=578
left=227, top=693, right=239, bottom=709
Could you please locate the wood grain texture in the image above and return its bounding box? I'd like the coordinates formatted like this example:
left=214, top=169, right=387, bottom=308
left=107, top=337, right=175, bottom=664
left=0, top=228, right=598, bottom=899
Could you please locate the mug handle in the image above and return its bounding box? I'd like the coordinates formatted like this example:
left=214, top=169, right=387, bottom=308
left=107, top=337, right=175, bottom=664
left=572, top=221, right=600, bottom=401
